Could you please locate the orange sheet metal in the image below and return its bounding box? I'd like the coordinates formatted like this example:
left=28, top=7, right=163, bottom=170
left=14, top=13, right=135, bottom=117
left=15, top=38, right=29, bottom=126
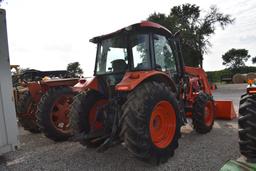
left=214, top=100, right=237, bottom=120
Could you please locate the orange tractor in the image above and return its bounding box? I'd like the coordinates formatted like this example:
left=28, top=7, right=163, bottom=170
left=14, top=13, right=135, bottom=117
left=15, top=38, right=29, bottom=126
left=70, top=21, right=236, bottom=164
left=15, top=70, right=79, bottom=141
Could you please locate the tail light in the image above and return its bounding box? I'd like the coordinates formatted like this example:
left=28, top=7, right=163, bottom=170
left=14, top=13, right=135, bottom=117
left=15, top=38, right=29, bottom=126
left=247, top=87, right=256, bottom=95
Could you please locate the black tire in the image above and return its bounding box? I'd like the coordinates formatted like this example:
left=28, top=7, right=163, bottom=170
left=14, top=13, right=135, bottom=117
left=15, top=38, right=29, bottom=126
left=238, top=94, right=256, bottom=162
left=240, top=93, right=249, bottom=105
left=192, top=93, right=214, bottom=134
left=70, top=90, right=107, bottom=148
left=16, top=91, right=41, bottom=133
left=123, top=81, right=181, bottom=165
left=36, top=86, right=76, bottom=142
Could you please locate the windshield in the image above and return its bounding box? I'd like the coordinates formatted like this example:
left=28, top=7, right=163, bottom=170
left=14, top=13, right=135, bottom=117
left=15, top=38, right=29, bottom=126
left=95, top=34, right=150, bottom=75
left=96, top=36, right=128, bottom=75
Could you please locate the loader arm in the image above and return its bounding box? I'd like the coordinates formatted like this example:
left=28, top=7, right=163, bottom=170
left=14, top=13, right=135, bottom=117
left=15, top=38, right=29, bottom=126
left=184, top=66, right=236, bottom=120
left=184, top=66, right=212, bottom=96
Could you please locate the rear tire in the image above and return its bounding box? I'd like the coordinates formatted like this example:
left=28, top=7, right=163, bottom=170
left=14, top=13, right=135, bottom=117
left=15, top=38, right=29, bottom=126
left=192, top=93, right=214, bottom=134
left=36, top=86, right=76, bottom=142
left=238, top=94, right=256, bottom=162
left=17, top=91, right=40, bottom=133
left=70, top=90, right=107, bottom=148
left=123, top=81, right=181, bottom=165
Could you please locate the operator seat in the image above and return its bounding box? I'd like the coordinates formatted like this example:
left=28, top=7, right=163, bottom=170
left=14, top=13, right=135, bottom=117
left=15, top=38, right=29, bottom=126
left=111, top=59, right=127, bottom=73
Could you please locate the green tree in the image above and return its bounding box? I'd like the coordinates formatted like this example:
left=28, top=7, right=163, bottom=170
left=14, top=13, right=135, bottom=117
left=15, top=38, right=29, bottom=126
left=0, top=0, right=5, bottom=6
left=148, top=4, right=234, bottom=67
left=252, top=57, right=256, bottom=64
left=222, top=48, right=251, bottom=70
left=67, top=62, right=83, bottom=77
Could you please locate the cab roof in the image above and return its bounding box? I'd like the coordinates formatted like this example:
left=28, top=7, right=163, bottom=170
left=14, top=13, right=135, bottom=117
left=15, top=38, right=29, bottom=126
left=90, top=21, right=173, bottom=43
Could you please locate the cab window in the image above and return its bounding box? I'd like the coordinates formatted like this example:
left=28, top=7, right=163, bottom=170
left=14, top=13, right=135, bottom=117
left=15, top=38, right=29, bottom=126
left=130, top=34, right=151, bottom=70
left=153, top=34, right=177, bottom=73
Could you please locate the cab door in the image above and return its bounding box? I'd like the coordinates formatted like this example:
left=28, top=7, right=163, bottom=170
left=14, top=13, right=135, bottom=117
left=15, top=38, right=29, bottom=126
left=152, top=34, right=180, bottom=84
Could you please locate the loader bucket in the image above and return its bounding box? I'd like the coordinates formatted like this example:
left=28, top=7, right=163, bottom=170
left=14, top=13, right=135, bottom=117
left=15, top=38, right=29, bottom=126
left=214, top=100, right=237, bottom=120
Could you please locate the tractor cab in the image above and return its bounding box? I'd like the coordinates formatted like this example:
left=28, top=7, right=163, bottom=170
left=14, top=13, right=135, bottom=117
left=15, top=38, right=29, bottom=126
left=88, top=21, right=183, bottom=96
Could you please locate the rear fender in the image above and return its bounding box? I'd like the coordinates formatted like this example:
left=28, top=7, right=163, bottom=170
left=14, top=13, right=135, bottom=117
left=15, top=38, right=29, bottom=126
left=115, top=71, right=177, bottom=93
left=40, top=78, right=79, bottom=87
left=27, top=78, right=79, bottom=103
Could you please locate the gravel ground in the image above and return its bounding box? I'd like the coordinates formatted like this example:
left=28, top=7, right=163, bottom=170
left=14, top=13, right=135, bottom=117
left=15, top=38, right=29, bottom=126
left=0, top=84, right=247, bottom=171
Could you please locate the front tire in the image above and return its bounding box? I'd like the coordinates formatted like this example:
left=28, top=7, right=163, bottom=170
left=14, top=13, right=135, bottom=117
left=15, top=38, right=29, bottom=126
left=70, top=90, right=108, bottom=148
left=123, top=81, right=181, bottom=165
left=238, top=94, right=256, bottom=162
left=36, top=86, right=76, bottom=142
left=192, top=93, right=214, bottom=134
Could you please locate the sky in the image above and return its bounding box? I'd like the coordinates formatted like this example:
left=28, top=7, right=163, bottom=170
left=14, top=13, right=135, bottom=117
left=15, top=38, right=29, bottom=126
left=1, top=0, right=256, bottom=76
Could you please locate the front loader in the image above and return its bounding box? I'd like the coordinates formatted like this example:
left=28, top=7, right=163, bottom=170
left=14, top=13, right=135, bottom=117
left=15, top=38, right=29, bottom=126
left=184, top=66, right=236, bottom=121
left=70, top=21, right=236, bottom=164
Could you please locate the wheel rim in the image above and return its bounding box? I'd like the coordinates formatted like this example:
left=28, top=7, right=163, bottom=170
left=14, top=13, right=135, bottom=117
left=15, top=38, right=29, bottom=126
left=150, top=100, right=176, bottom=149
left=88, top=99, right=108, bottom=131
left=204, top=101, right=214, bottom=126
left=50, top=95, right=73, bottom=133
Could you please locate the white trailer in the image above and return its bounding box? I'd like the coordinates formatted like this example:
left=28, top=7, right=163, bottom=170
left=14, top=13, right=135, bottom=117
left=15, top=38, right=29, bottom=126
left=0, top=8, right=18, bottom=155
